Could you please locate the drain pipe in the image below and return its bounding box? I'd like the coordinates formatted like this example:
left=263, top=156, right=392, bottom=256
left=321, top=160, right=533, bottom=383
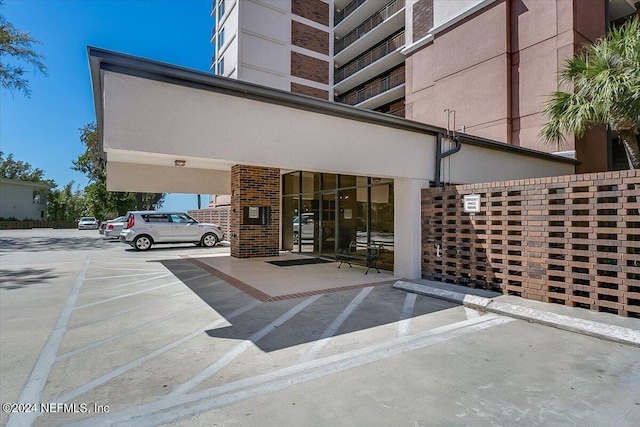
left=434, top=133, right=462, bottom=187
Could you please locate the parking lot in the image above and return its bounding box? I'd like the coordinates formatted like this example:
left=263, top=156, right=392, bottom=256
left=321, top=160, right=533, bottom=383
left=1, top=229, right=639, bottom=426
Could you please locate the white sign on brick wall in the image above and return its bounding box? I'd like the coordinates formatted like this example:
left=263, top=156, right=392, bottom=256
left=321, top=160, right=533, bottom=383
left=463, top=194, right=481, bottom=213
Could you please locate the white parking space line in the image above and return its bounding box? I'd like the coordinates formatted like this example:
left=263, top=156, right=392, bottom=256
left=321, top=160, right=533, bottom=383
left=299, top=287, right=373, bottom=363
left=55, top=300, right=263, bottom=405
left=7, top=257, right=91, bottom=427
left=57, top=304, right=199, bottom=361
left=69, top=315, right=514, bottom=427
left=100, top=267, right=168, bottom=271
left=397, top=293, right=417, bottom=337
left=108, top=273, right=173, bottom=289
left=73, top=282, right=180, bottom=310
left=170, top=295, right=323, bottom=396
left=69, top=299, right=179, bottom=330
left=84, top=272, right=167, bottom=281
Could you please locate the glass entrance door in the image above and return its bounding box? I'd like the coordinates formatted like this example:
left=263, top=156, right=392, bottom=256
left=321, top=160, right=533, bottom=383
left=319, top=192, right=336, bottom=258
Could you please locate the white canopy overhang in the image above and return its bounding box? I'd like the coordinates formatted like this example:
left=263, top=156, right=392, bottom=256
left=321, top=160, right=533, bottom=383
left=88, top=47, right=576, bottom=195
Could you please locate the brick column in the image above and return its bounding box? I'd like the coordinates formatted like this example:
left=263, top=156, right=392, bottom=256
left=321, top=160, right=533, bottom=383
left=230, top=165, right=280, bottom=258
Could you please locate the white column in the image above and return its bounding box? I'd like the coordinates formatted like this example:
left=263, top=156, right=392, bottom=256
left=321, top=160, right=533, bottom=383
left=394, top=177, right=429, bottom=279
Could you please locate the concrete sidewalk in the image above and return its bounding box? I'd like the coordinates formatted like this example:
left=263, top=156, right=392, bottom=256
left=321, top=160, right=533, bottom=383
left=394, top=279, right=640, bottom=347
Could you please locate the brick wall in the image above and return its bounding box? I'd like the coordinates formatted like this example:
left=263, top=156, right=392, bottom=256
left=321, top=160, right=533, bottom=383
left=231, top=165, right=280, bottom=258
left=422, top=170, right=640, bottom=318
left=292, top=20, right=329, bottom=55
left=290, top=82, right=329, bottom=99
left=188, top=206, right=231, bottom=240
left=413, top=0, right=433, bottom=42
left=292, top=0, right=329, bottom=26
left=291, top=51, right=329, bottom=84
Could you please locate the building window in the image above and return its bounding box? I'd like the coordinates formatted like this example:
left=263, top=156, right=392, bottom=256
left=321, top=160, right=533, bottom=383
left=218, top=0, right=225, bottom=18
left=218, top=28, right=224, bottom=50
left=218, top=58, right=224, bottom=75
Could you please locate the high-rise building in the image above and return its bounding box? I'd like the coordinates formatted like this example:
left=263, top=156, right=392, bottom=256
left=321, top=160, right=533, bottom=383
left=210, top=0, right=406, bottom=114
left=210, top=0, right=638, bottom=172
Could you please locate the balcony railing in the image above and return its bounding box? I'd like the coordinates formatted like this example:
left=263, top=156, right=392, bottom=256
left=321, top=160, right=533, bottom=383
left=334, top=0, right=404, bottom=54
left=337, top=72, right=405, bottom=106
left=335, top=32, right=404, bottom=83
left=335, top=0, right=367, bottom=25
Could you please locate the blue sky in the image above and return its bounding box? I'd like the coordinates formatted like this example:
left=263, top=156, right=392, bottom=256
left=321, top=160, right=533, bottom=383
left=1, top=0, right=214, bottom=212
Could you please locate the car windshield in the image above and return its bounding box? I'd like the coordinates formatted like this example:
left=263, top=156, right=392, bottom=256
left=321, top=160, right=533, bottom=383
left=80, top=217, right=95, bottom=221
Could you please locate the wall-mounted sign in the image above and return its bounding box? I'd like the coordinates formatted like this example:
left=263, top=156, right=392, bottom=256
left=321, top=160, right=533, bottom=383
left=248, top=206, right=260, bottom=219
left=243, top=206, right=270, bottom=225
left=463, top=194, right=481, bottom=213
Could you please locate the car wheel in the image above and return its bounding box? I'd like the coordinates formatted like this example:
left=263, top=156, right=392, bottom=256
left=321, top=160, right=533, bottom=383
left=133, top=235, right=152, bottom=251
left=201, top=233, right=218, bottom=247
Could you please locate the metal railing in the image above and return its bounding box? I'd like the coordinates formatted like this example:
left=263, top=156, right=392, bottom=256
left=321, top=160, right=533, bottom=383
left=337, top=71, right=405, bottom=106
left=335, top=32, right=404, bottom=83
left=335, top=0, right=368, bottom=25
left=334, top=0, right=404, bottom=54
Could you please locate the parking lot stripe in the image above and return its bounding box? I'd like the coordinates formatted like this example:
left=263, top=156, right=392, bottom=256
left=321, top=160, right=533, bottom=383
left=55, top=300, right=263, bottom=405
left=108, top=273, right=173, bottom=289
left=84, top=272, right=167, bottom=281
left=68, top=299, right=177, bottom=330
left=68, top=315, right=514, bottom=427
left=7, top=257, right=91, bottom=427
left=299, top=287, right=373, bottom=363
left=170, top=294, right=323, bottom=396
left=397, top=293, right=417, bottom=337
left=56, top=303, right=200, bottom=361
left=73, top=282, right=179, bottom=310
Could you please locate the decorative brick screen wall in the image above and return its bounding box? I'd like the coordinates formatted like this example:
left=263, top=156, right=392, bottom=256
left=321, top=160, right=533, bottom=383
left=188, top=207, right=231, bottom=240
left=422, top=170, right=640, bottom=318
left=231, top=165, right=280, bottom=258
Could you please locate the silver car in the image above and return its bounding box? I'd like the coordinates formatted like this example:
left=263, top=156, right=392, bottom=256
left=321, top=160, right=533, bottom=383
left=78, top=216, right=99, bottom=230
left=103, top=216, right=126, bottom=239
left=119, top=211, right=224, bottom=251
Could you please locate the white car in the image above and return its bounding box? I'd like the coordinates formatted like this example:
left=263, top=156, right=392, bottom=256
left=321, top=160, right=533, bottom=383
left=119, top=211, right=224, bottom=251
left=293, top=213, right=314, bottom=244
left=78, top=217, right=99, bottom=230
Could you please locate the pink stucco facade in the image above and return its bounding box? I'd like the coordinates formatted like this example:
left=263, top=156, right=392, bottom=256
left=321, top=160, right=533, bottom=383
left=406, top=0, right=607, bottom=172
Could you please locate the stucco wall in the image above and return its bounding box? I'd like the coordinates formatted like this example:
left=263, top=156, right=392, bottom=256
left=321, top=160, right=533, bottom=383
left=0, top=182, right=47, bottom=220
left=406, top=0, right=607, bottom=171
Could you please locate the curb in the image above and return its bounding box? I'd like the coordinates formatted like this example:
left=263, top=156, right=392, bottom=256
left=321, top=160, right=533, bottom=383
left=393, top=281, right=640, bottom=348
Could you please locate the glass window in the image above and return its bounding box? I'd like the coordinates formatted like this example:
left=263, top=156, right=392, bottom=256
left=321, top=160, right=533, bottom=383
left=217, top=58, right=224, bottom=75
left=218, top=28, right=225, bottom=49
left=322, top=173, right=337, bottom=191
left=218, top=0, right=225, bottom=17
left=283, top=172, right=300, bottom=195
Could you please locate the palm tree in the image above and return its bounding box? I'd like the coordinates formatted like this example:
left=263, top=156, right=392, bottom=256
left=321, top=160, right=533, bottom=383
left=540, top=16, right=640, bottom=169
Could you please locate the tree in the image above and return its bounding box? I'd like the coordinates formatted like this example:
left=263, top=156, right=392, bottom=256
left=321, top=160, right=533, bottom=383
left=0, top=1, right=48, bottom=96
left=47, top=181, right=86, bottom=221
left=0, top=151, right=53, bottom=184
left=73, top=123, right=165, bottom=218
left=540, top=16, right=640, bottom=169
